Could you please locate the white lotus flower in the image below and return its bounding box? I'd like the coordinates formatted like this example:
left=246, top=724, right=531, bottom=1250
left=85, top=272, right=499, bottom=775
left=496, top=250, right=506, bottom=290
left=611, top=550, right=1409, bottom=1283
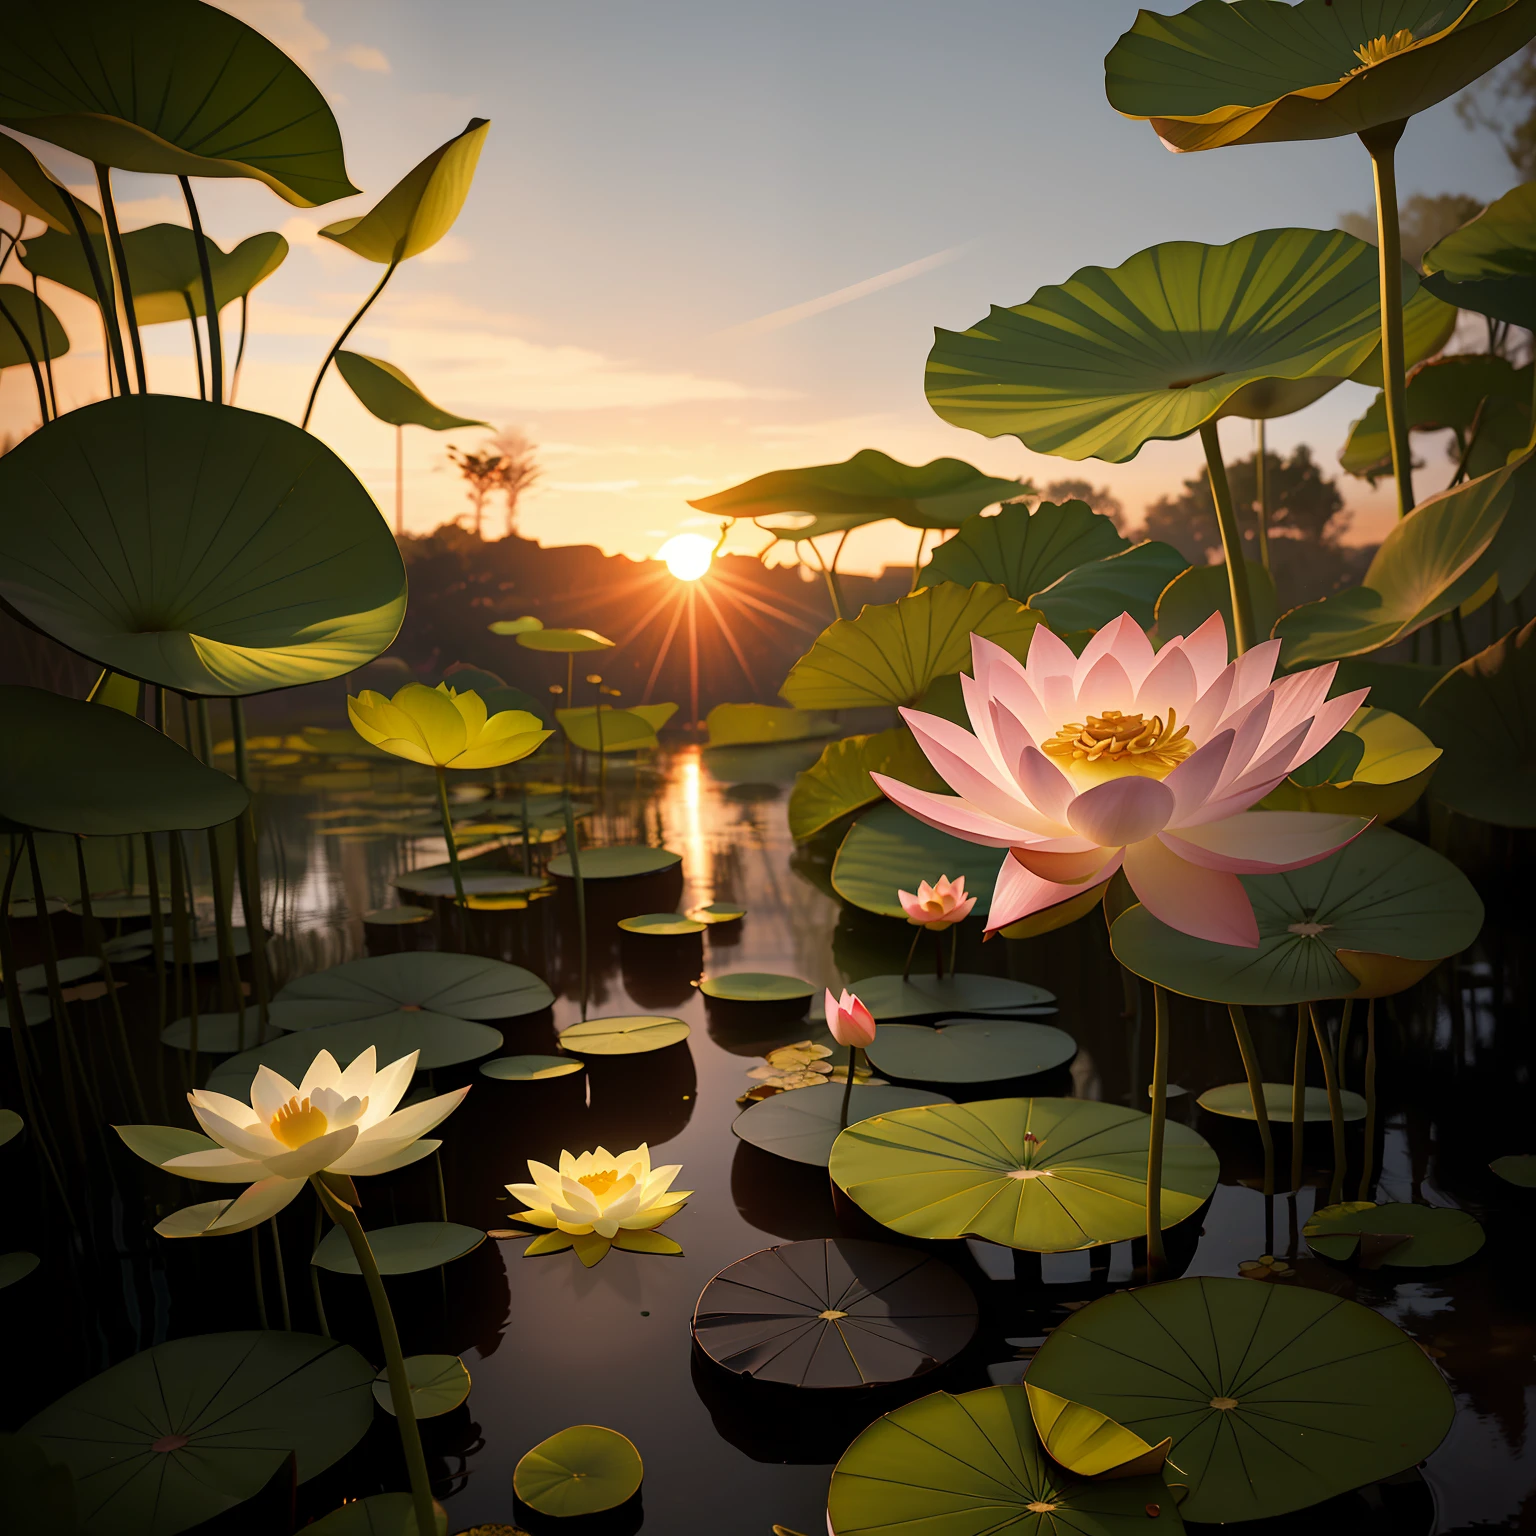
left=120, top=1048, right=468, bottom=1238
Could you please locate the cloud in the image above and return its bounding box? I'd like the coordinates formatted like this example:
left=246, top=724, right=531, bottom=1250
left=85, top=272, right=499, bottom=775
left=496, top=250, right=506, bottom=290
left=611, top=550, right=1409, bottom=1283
left=214, top=1, right=328, bottom=68
left=339, top=43, right=391, bottom=73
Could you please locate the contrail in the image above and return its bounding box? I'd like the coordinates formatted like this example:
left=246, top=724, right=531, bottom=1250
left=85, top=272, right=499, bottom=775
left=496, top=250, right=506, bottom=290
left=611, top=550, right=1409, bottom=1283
left=718, top=243, right=974, bottom=338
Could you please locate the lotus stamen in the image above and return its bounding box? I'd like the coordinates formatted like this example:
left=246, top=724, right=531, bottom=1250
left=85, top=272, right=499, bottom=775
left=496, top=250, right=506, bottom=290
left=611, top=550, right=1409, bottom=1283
left=1347, top=29, right=1416, bottom=76
left=1043, top=707, right=1194, bottom=773
left=270, top=1095, right=329, bottom=1149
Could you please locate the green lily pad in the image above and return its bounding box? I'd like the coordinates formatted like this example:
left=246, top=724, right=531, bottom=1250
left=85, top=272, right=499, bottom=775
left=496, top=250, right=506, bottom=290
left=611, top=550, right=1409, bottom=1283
left=781, top=582, right=1040, bottom=710
left=0, top=284, right=68, bottom=370
left=0, top=1108, right=21, bottom=1146
left=1198, top=1083, right=1366, bottom=1123
left=919, top=500, right=1130, bottom=604
left=1110, top=827, right=1484, bottom=1005
left=0, top=1251, right=39, bottom=1289
left=362, top=906, right=434, bottom=926
left=0, top=129, right=97, bottom=233
left=699, top=972, right=815, bottom=1003
left=277, top=952, right=553, bottom=1021
left=1260, top=706, right=1441, bottom=821
left=558, top=703, right=676, bottom=752
left=689, top=902, right=746, bottom=924
left=311, top=1222, right=485, bottom=1276
left=1104, top=0, right=1536, bottom=154
left=0, top=395, right=406, bottom=695
left=304, top=1493, right=447, bottom=1536
left=335, top=352, right=485, bottom=431
left=516, top=627, right=614, bottom=653
left=547, top=845, right=681, bottom=879
left=734, top=1082, right=952, bottom=1168
left=788, top=727, right=947, bottom=842
left=832, top=801, right=1006, bottom=919
left=0, top=686, right=248, bottom=835
left=372, top=1355, right=470, bottom=1418
left=1305, top=1201, right=1485, bottom=1267
left=513, top=1424, right=643, bottom=1517
left=160, top=1013, right=297, bottom=1053
left=1152, top=560, right=1276, bottom=661
left=828, top=1385, right=1182, bottom=1535
left=866, top=1020, right=1077, bottom=1084
left=558, top=1015, right=690, bottom=1054
left=617, top=912, right=707, bottom=935
left=1030, top=540, right=1190, bottom=633
left=394, top=867, right=548, bottom=900
left=829, top=1097, right=1218, bottom=1252
left=22, top=1331, right=374, bottom=1536
left=810, top=973, right=1055, bottom=1022
left=480, top=1055, right=584, bottom=1081
left=13, top=956, right=98, bottom=992
left=687, top=448, right=1024, bottom=531
left=926, top=228, right=1396, bottom=463
left=1491, top=1155, right=1536, bottom=1187
left=704, top=703, right=838, bottom=746
left=1027, top=1276, right=1454, bottom=1524
left=1423, top=180, right=1536, bottom=331
left=1, top=993, right=54, bottom=1029
left=1349, top=285, right=1461, bottom=390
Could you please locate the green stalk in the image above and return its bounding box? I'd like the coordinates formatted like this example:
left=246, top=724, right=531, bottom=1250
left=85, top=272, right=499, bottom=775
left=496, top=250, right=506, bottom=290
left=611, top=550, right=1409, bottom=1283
left=251, top=1227, right=269, bottom=1328
left=178, top=175, right=223, bottom=405
left=1228, top=1004, right=1274, bottom=1197
left=1357, top=998, right=1378, bottom=1201
left=901, top=927, right=921, bottom=982
left=310, top=1196, right=331, bottom=1337
left=1290, top=1003, right=1307, bottom=1194
left=1146, top=985, right=1169, bottom=1279
left=1310, top=1005, right=1347, bottom=1206
left=25, top=831, right=84, bottom=1157
left=839, top=1044, right=857, bottom=1131
left=1254, top=419, right=1271, bottom=574
left=269, top=1218, right=292, bottom=1330
left=229, top=700, right=272, bottom=1043
left=313, top=1178, right=437, bottom=1536
left=302, top=260, right=400, bottom=429
left=1360, top=120, right=1415, bottom=518
left=58, top=186, right=130, bottom=395
left=144, top=833, right=168, bottom=1116
left=910, top=528, right=928, bottom=592
left=93, top=164, right=147, bottom=393
left=0, top=287, right=50, bottom=423
left=231, top=293, right=250, bottom=403
left=1199, top=421, right=1257, bottom=655
left=182, top=293, right=207, bottom=400
left=563, top=790, right=588, bottom=1020
left=30, top=271, right=59, bottom=418
left=433, top=767, right=467, bottom=911
left=74, top=839, right=146, bottom=1120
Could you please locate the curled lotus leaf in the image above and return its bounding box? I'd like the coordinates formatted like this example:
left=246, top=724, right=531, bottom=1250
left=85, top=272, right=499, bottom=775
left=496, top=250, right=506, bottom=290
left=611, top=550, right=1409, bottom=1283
left=1153, top=560, right=1276, bottom=663
left=1261, top=707, right=1441, bottom=821
left=335, top=352, right=486, bottom=430
left=0, top=284, right=68, bottom=370
left=1423, top=179, right=1536, bottom=330
left=919, top=501, right=1130, bottom=604
left=788, top=726, right=947, bottom=842
left=1029, top=541, right=1191, bottom=633
left=558, top=703, right=675, bottom=752
left=0, top=130, right=100, bottom=232
left=1348, top=286, right=1460, bottom=389
left=1305, top=1200, right=1486, bottom=1267
left=1024, top=1385, right=1171, bottom=1480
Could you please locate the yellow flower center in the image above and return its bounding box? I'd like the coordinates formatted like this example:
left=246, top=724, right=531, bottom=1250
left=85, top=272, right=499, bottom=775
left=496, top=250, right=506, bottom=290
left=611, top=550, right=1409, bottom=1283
left=270, top=1096, right=329, bottom=1149
left=1348, top=28, right=1416, bottom=74
left=578, top=1168, right=635, bottom=1203
left=1043, top=708, right=1194, bottom=779
left=1210, top=1396, right=1240, bottom=1411
left=818, top=1309, right=849, bottom=1321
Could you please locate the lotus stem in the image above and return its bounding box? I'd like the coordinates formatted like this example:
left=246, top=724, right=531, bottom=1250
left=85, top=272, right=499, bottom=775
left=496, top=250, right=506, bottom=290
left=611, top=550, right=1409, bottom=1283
left=93, top=164, right=147, bottom=393
left=57, top=185, right=130, bottom=396
left=169, top=831, right=197, bottom=1086
left=563, top=790, right=588, bottom=1020
left=1310, top=1004, right=1347, bottom=1206
left=839, top=1044, right=857, bottom=1131
left=1336, top=997, right=1353, bottom=1081
left=1360, top=120, right=1414, bottom=518
left=520, top=774, right=532, bottom=876
left=932, top=928, right=945, bottom=981
left=178, top=175, right=223, bottom=405
left=1254, top=419, right=1271, bottom=574
left=808, top=538, right=843, bottom=621
left=74, top=839, right=146, bottom=1120
left=182, top=293, right=207, bottom=400
left=1290, top=1003, right=1307, bottom=1195
left=313, top=1177, right=437, bottom=1536
left=0, top=287, right=50, bottom=424
left=311, top=1197, right=331, bottom=1338
left=302, top=259, right=399, bottom=429
left=949, top=925, right=959, bottom=978
left=24, top=830, right=85, bottom=1157
left=231, top=293, right=250, bottom=403
left=269, top=1218, right=292, bottom=1330
left=433, top=766, right=468, bottom=913
left=901, top=927, right=921, bottom=982
left=1357, top=998, right=1378, bottom=1201
left=1228, top=1004, right=1274, bottom=1198
left=29, top=271, right=58, bottom=418
left=251, top=1228, right=269, bottom=1328
left=1145, top=986, right=1169, bottom=1279
left=229, top=700, right=272, bottom=1043
left=1198, top=421, right=1257, bottom=655
left=911, top=528, right=927, bottom=592
left=144, top=833, right=169, bottom=1116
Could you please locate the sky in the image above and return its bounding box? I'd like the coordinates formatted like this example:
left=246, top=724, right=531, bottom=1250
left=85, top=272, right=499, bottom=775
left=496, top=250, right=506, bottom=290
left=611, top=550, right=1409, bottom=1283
left=0, top=0, right=1523, bottom=573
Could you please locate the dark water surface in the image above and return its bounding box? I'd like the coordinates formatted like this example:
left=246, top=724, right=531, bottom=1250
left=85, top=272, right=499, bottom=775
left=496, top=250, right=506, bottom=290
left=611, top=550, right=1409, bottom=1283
left=7, top=744, right=1534, bottom=1534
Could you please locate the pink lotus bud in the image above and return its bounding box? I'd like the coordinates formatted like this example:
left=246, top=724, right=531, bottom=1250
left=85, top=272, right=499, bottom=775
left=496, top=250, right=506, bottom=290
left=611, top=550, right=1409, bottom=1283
left=897, top=873, right=977, bottom=931
left=824, top=988, right=877, bottom=1049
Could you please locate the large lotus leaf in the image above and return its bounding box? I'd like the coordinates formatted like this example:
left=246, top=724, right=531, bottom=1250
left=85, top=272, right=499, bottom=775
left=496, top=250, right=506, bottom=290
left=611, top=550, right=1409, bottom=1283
left=516, top=627, right=613, bottom=653
left=828, top=1385, right=1182, bottom=1535
left=1198, top=1082, right=1366, bottom=1123
left=692, top=1238, right=978, bottom=1389
left=925, top=228, right=1400, bottom=463
left=1341, top=355, right=1531, bottom=483
left=781, top=582, right=1040, bottom=709
left=831, top=1097, right=1218, bottom=1252
left=1261, top=706, right=1441, bottom=820
left=0, top=396, right=405, bottom=695
left=1104, top=0, right=1536, bottom=152
left=312, top=1222, right=485, bottom=1276
left=754, top=508, right=892, bottom=544
left=20, top=225, right=287, bottom=324
left=0, top=131, right=100, bottom=233
left=919, top=501, right=1130, bottom=603
left=809, top=973, right=1055, bottom=1022
left=1110, top=826, right=1484, bottom=1004
left=1030, top=541, right=1190, bottom=633
left=832, top=801, right=1007, bottom=919
left=1348, top=286, right=1461, bottom=389
left=22, top=1331, right=374, bottom=1536
left=1152, top=560, right=1275, bottom=660
left=0, top=285, right=68, bottom=370
left=1027, top=1277, right=1454, bottom=1523
left=687, top=448, right=1024, bottom=530
left=788, top=727, right=947, bottom=841
left=0, top=686, right=247, bottom=834
left=1423, top=179, right=1536, bottom=330
left=734, top=1082, right=952, bottom=1167
left=1275, top=448, right=1536, bottom=663
left=1419, top=618, right=1536, bottom=825
left=372, top=1354, right=471, bottom=1418
left=1305, top=1200, right=1485, bottom=1267
left=334, top=351, right=486, bottom=430
left=704, top=702, right=837, bottom=746
left=320, top=119, right=489, bottom=264
left=514, top=1424, right=642, bottom=1518
left=700, top=971, right=815, bottom=1002
left=547, top=844, right=681, bottom=879
left=558, top=702, right=676, bottom=752
left=866, top=1019, right=1077, bottom=1083
left=277, top=952, right=553, bottom=1021
left=0, top=1, right=357, bottom=206
left=558, top=1015, right=690, bottom=1054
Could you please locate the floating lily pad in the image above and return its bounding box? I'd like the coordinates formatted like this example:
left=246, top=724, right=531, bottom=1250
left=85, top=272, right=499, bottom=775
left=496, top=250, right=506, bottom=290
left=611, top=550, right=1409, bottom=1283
left=810, top=973, right=1055, bottom=1022
left=689, top=902, right=746, bottom=924
left=513, top=1424, right=642, bottom=1517
left=304, top=1493, right=447, bottom=1536
left=1197, top=1083, right=1366, bottom=1123
left=704, top=703, right=838, bottom=747
left=557, top=1016, right=690, bottom=1055
left=830, top=1097, right=1217, bottom=1252
left=372, top=1355, right=470, bottom=1418
left=0, top=1108, right=21, bottom=1146
left=832, top=802, right=1007, bottom=919
left=395, top=868, right=548, bottom=900
left=866, top=1021, right=1076, bottom=1084
left=277, top=952, right=553, bottom=1021
left=547, top=845, right=681, bottom=879
left=828, top=1385, right=1182, bottom=1535
left=0, top=1252, right=39, bottom=1289
left=311, top=1222, right=485, bottom=1276
left=1, top=993, right=52, bottom=1029
left=699, top=972, right=814, bottom=1003
left=617, top=913, right=707, bottom=936
left=734, top=1082, right=952, bottom=1167
left=362, top=906, right=434, bottom=926
left=1026, top=1276, right=1455, bottom=1524
left=515, top=628, right=614, bottom=653
left=1491, top=1155, right=1536, bottom=1187
left=480, top=1055, right=584, bottom=1081
left=22, top=1331, right=375, bottom=1536
left=1305, top=1201, right=1485, bottom=1268
left=160, top=1013, right=295, bottom=1053
left=692, top=1238, right=978, bottom=1388
left=1110, top=827, right=1483, bottom=1004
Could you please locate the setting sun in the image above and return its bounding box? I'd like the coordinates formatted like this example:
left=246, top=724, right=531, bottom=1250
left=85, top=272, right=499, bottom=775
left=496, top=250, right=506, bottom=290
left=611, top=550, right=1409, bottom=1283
left=658, top=532, right=714, bottom=581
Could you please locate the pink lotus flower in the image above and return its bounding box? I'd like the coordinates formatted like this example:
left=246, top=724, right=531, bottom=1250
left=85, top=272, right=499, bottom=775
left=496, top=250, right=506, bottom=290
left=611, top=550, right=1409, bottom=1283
left=825, top=988, right=877, bottom=1048
left=871, top=614, right=1369, bottom=948
left=898, top=874, right=977, bottom=930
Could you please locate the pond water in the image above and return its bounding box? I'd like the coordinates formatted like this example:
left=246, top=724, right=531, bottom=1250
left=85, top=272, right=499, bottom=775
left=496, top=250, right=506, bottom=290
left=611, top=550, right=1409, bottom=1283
left=6, top=742, right=1533, bottom=1535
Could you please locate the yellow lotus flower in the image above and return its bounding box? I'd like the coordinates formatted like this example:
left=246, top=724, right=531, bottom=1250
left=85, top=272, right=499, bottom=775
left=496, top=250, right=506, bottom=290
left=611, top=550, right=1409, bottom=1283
left=506, top=1144, right=691, bottom=1267
left=348, top=682, right=549, bottom=769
